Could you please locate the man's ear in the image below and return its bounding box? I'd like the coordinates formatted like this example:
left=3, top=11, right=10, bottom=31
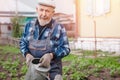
left=52, top=10, right=55, bottom=15
left=53, top=10, right=55, bottom=13
left=52, top=11, right=55, bottom=16
left=36, top=6, right=39, bottom=12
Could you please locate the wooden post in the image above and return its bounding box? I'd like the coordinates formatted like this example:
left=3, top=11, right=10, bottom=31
left=75, top=0, right=80, bottom=39
left=0, top=23, right=1, bottom=37
left=93, top=19, right=97, bottom=57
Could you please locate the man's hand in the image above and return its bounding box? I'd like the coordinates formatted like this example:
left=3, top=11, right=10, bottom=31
left=26, top=53, right=34, bottom=66
left=39, top=53, right=53, bottom=68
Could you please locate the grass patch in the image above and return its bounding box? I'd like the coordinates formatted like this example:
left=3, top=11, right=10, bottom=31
left=0, top=45, right=20, bottom=54
left=62, top=54, right=78, bottom=61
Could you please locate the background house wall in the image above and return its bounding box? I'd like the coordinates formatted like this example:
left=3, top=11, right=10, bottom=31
left=72, top=0, right=120, bottom=53
left=79, top=0, right=120, bottom=38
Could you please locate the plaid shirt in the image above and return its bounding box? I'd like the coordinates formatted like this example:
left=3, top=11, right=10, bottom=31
left=19, top=19, right=70, bottom=58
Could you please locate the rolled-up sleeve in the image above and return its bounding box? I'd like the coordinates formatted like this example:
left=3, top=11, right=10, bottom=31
left=19, top=23, right=30, bottom=57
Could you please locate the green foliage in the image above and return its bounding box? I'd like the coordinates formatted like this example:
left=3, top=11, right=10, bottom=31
left=0, top=45, right=26, bottom=80
left=0, top=72, right=6, bottom=79
left=62, top=54, right=78, bottom=61
left=82, top=50, right=108, bottom=56
left=1, top=45, right=120, bottom=79
left=63, top=54, right=120, bottom=79
left=21, top=64, right=27, bottom=74
left=1, top=59, right=20, bottom=79
left=11, top=16, right=24, bottom=38
left=0, top=45, right=20, bottom=54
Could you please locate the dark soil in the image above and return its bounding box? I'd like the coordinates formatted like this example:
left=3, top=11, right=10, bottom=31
left=0, top=52, right=25, bottom=80
left=0, top=45, right=120, bottom=80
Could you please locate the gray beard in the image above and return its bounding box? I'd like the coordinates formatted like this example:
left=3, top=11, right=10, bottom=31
left=38, top=18, right=51, bottom=26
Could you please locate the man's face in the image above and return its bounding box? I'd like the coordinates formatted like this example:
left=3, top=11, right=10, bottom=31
left=36, top=5, right=55, bottom=26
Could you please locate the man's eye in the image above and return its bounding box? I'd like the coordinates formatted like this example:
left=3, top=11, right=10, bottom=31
left=46, top=10, right=50, bottom=13
left=40, top=9, right=44, bottom=11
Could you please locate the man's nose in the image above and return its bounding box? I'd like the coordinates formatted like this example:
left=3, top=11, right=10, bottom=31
left=41, top=11, right=46, bottom=17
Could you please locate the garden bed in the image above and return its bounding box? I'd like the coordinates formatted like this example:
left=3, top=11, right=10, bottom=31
left=0, top=45, right=120, bottom=80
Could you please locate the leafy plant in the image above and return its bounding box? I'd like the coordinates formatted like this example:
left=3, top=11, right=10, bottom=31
left=63, top=54, right=120, bottom=80
left=0, top=72, right=6, bottom=79
left=11, top=16, right=24, bottom=38
left=1, top=45, right=120, bottom=80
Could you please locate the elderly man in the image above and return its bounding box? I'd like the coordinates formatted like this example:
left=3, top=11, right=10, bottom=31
left=19, top=0, right=70, bottom=80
